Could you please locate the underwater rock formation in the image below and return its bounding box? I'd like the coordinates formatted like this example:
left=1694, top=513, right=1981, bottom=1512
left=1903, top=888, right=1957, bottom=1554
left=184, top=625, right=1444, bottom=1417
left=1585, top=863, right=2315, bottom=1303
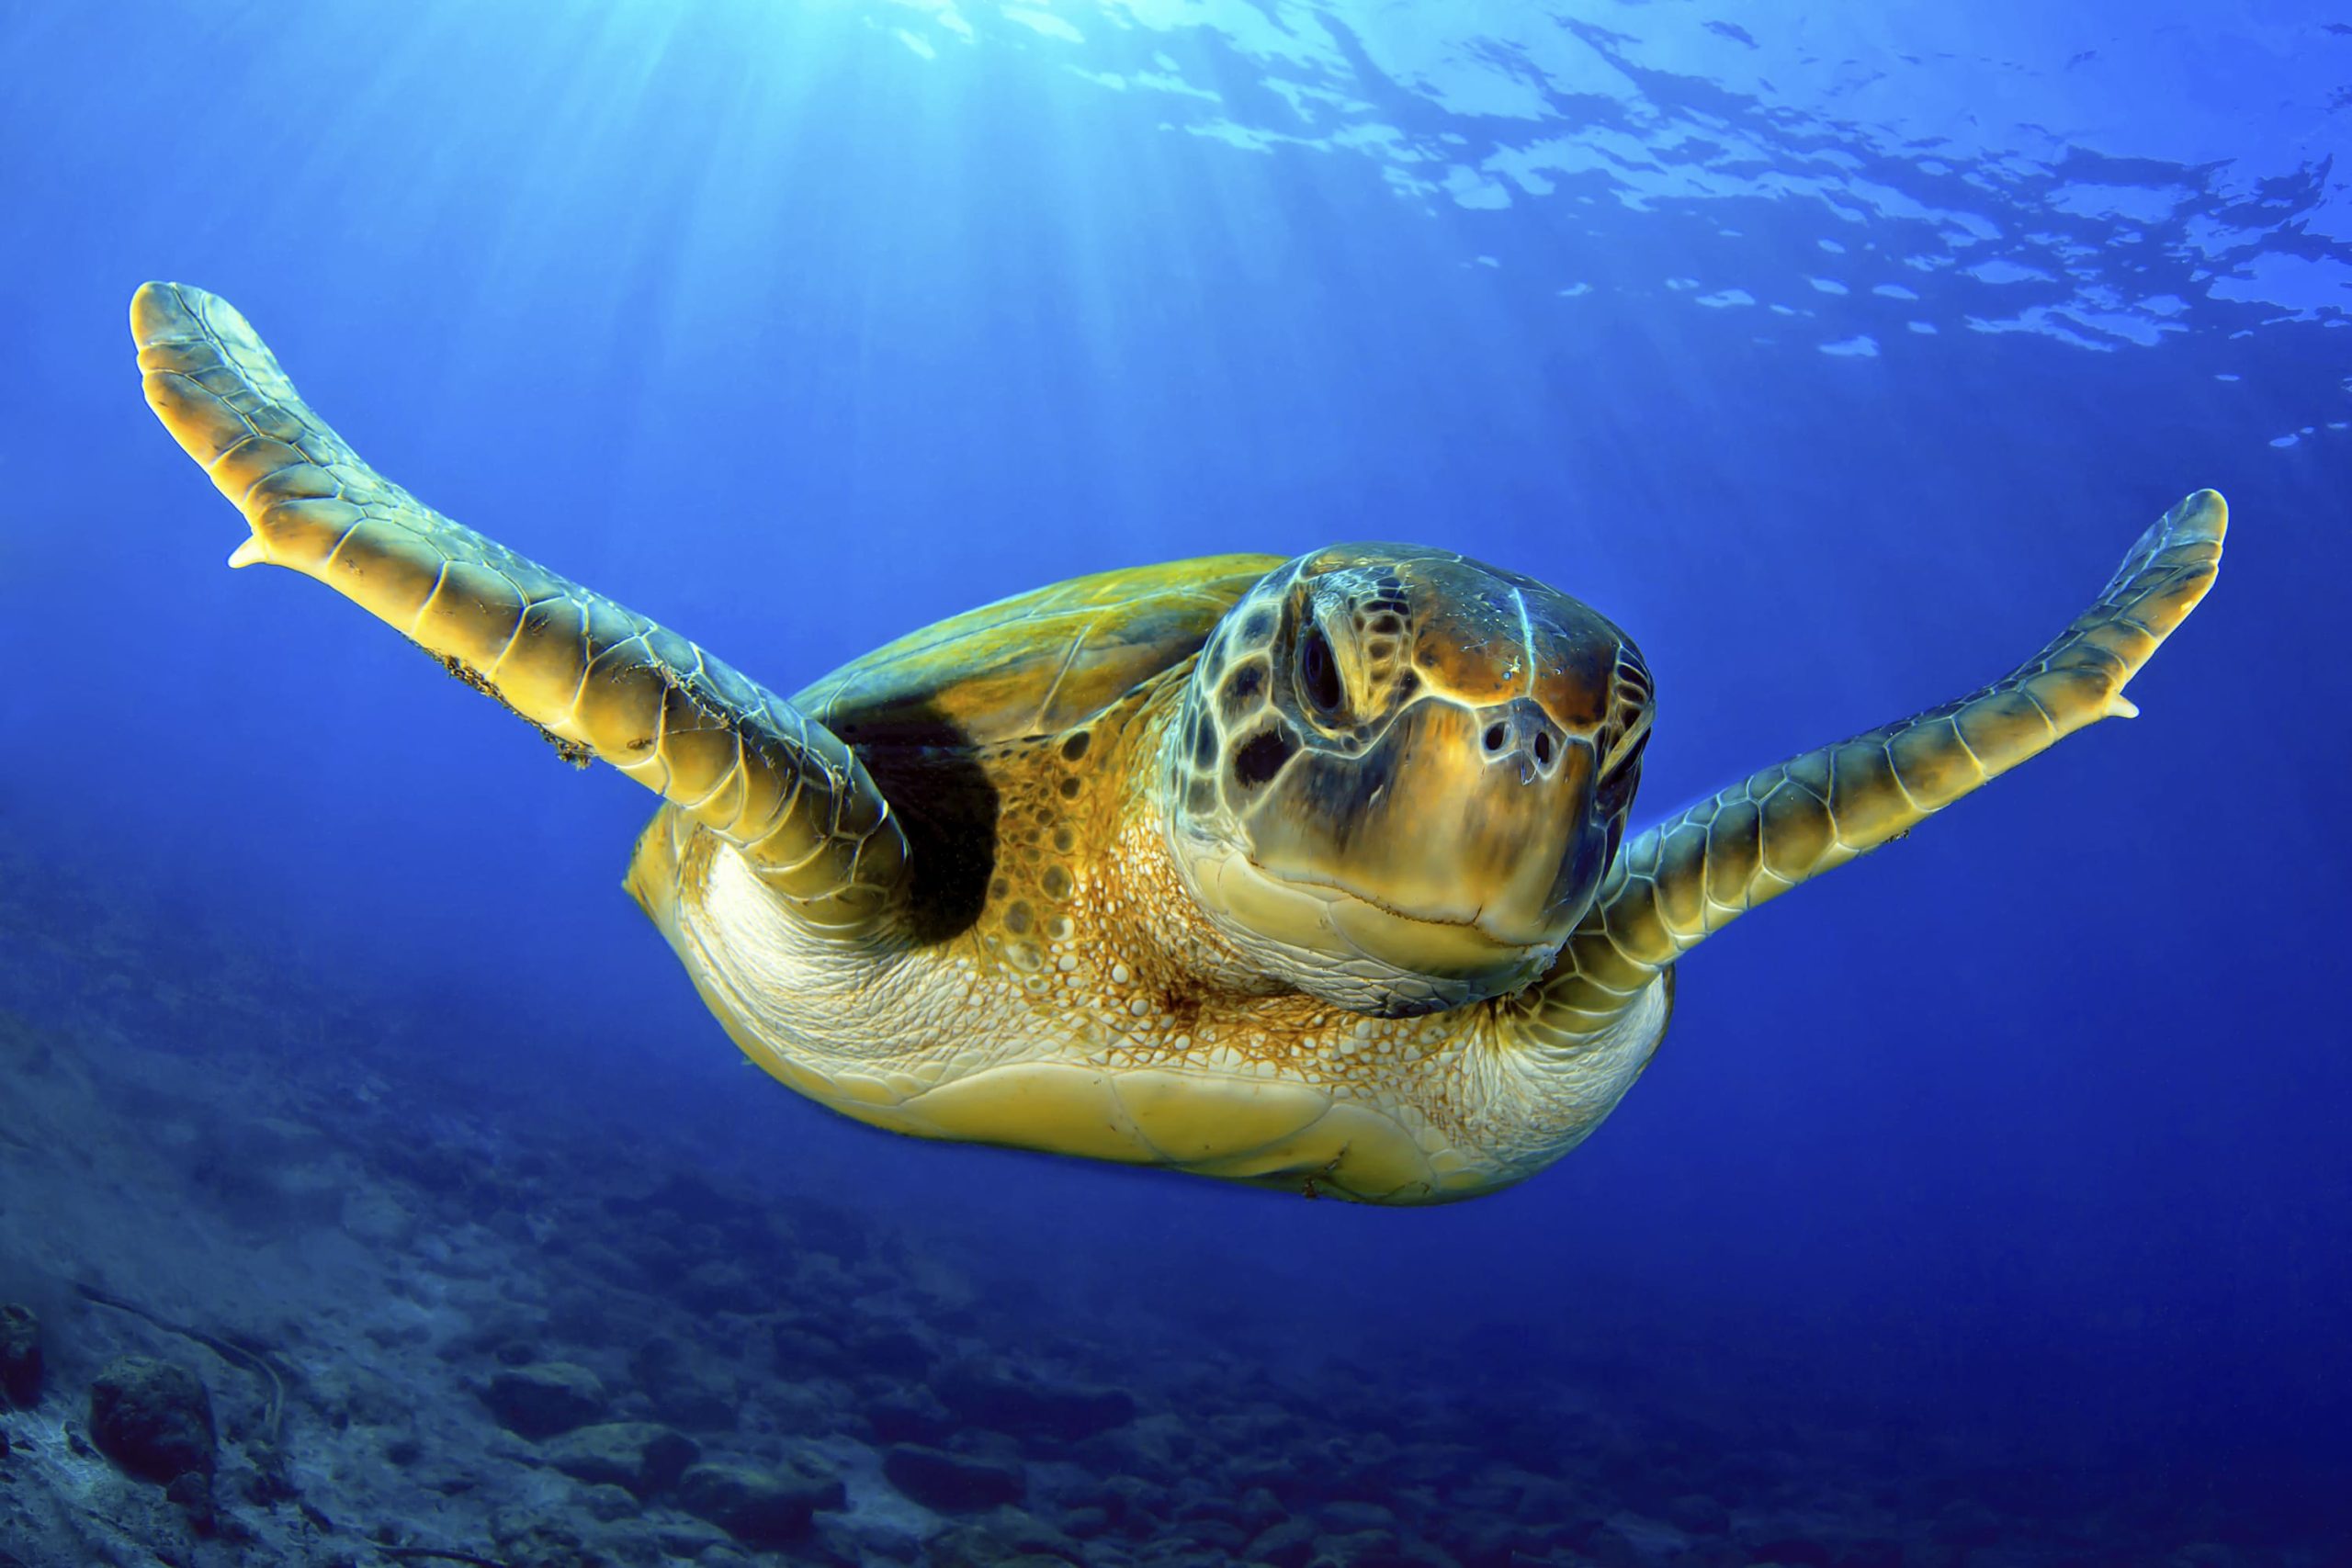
left=883, top=1441, right=1028, bottom=1510
left=674, top=1456, right=846, bottom=1545
left=933, top=1357, right=1138, bottom=1442
left=86, top=1355, right=215, bottom=1484
left=537, top=1420, right=701, bottom=1499
left=482, top=1359, right=609, bottom=1438
left=0, top=1304, right=37, bottom=1406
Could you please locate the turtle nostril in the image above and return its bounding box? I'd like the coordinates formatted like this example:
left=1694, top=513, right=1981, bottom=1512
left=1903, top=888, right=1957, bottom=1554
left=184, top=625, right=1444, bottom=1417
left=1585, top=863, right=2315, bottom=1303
left=1484, top=724, right=1507, bottom=752
left=1533, top=732, right=1554, bottom=766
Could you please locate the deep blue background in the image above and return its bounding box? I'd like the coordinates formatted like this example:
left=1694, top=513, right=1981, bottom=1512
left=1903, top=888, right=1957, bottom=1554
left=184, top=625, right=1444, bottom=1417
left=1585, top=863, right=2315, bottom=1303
left=3, top=0, right=2346, bottom=1495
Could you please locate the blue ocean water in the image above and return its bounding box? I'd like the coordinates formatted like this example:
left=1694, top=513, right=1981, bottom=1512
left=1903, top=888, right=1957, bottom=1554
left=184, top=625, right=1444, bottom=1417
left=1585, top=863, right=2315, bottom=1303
left=3, top=1, right=2349, bottom=1562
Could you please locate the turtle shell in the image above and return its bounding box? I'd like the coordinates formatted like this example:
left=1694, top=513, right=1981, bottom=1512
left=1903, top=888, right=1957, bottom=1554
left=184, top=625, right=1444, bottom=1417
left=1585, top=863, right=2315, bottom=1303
left=793, top=553, right=1284, bottom=749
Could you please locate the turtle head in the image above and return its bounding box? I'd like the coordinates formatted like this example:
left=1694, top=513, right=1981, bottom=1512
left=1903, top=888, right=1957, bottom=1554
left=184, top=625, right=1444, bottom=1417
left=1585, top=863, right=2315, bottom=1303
left=1163, top=545, right=1652, bottom=1015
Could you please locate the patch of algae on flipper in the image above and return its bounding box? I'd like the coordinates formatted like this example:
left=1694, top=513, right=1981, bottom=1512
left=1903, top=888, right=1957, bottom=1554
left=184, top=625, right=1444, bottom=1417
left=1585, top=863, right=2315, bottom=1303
left=433, top=652, right=594, bottom=767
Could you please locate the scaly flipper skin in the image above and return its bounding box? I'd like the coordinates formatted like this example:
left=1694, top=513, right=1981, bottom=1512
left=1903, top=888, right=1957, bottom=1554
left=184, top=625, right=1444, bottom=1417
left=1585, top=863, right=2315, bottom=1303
left=130, top=282, right=907, bottom=930
left=1512, top=489, right=2228, bottom=1047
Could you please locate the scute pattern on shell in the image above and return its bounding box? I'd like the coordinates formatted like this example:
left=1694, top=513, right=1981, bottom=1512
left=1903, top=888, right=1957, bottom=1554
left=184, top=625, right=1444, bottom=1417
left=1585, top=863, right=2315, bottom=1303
left=792, top=554, right=1284, bottom=750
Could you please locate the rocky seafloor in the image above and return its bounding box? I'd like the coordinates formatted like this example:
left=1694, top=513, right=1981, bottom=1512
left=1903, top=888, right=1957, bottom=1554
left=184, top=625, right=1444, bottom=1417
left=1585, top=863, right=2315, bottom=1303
left=0, top=858, right=2340, bottom=1568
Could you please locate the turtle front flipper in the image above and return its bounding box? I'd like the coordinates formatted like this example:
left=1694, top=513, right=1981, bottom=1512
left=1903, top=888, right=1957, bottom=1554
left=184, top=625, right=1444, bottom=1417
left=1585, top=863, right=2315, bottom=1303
left=1510, top=490, right=2227, bottom=1048
left=131, top=281, right=908, bottom=931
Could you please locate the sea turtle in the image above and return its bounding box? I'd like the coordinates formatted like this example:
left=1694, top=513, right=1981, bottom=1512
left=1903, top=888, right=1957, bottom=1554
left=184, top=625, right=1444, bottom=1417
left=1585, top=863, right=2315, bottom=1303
left=130, top=281, right=2227, bottom=1205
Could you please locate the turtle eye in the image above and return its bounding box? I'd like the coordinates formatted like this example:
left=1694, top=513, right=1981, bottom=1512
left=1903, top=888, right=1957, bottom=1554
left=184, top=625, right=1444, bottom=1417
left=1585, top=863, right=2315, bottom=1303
left=1593, top=724, right=1649, bottom=862
left=1295, top=626, right=1345, bottom=721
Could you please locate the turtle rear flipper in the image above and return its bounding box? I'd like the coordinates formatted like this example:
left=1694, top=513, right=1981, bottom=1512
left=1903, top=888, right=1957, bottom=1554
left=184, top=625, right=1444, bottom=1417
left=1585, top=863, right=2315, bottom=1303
left=131, top=281, right=907, bottom=931
left=1513, top=489, right=2227, bottom=1046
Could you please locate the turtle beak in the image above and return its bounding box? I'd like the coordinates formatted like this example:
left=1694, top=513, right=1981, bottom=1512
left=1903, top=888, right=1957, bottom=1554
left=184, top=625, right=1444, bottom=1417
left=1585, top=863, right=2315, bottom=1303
left=1243, top=695, right=1608, bottom=966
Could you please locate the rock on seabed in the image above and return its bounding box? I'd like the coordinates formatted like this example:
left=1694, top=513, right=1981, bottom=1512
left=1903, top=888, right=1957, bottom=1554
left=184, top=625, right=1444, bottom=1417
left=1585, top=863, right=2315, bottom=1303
left=537, top=1420, right=700, bottom=1498
left=883, top=1442, right=1027, bottom=1510
left=87, top=1356, right=215, bottom=1484
left=675, top=1457, right=846, bottom=1545
left=0, top=1303, right=39, bottom=1406
left=481, top=1360, right=608, bottom=1438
